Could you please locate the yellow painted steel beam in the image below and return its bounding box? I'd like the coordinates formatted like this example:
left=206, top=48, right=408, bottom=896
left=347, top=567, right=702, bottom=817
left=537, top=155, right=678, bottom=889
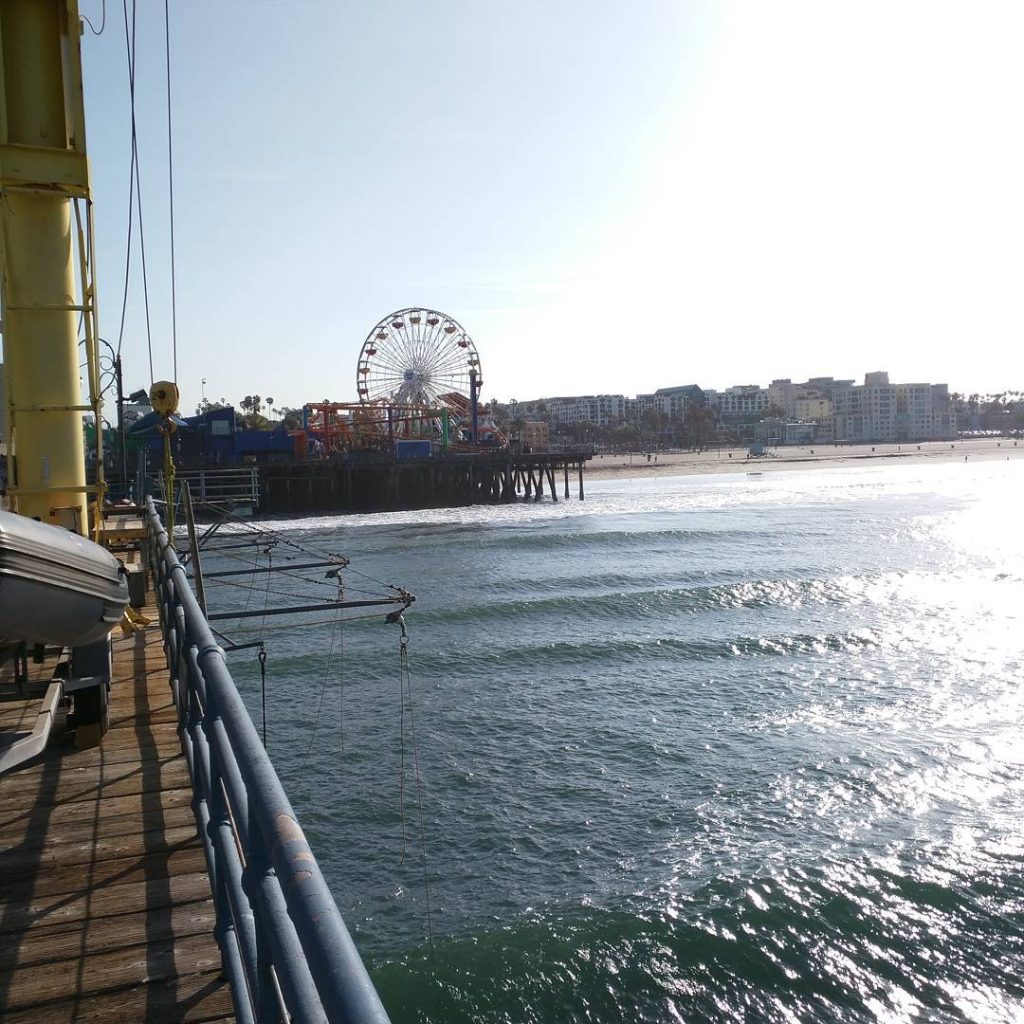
left=0, top=0, right=96, bottom=532
left=0, top=144, right=90, bottom=195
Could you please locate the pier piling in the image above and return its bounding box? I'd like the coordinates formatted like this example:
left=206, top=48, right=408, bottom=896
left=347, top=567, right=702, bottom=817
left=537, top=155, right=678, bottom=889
left=257, top=452, right=592, bottom=515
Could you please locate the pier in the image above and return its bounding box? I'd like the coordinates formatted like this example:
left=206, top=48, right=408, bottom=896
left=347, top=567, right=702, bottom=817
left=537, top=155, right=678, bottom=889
left=0, top=563, right=232, bottom=1021
left=0, top=505, right=392, bottom=1023
left=258, top=451, right=592, bottom=515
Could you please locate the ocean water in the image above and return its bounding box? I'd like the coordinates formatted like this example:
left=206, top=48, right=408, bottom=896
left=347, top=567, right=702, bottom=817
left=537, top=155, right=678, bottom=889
left=212, top=461, right=1024, bottom=1023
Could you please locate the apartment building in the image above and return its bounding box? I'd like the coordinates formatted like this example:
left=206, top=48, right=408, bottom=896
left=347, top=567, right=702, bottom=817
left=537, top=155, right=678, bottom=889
left=895, top=383, right=955, bottom=440
left=531, top=394, right=629, bottom=428
left=627, top=385, right=703, bottom=421
left=654, top=384, right=705, bottom=418
left=767, top=378, right=798, bottom=413
left=769, top=377, right=836, bottom=422
left=832, top=373, right=954, bottom=442
left=522, top=372, right=953, bottom=443
left=715, top=385, right=769, bottom=419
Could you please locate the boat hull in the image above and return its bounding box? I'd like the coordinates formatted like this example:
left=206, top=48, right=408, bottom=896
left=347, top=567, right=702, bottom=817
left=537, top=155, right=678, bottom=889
left=0, top=512, right=130, bottom=647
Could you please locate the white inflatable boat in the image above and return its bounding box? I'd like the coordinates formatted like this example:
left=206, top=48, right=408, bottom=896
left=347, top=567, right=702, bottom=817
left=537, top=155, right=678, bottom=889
left=0, top=511, right=130, bottom=647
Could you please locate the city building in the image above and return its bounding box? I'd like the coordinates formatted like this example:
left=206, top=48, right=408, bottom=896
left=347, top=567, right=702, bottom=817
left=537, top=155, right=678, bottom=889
left=523, top=371, right=955, bottom=444
left=832, top=373, right=954, bottom=442
left=714, top=385, right=769, bottom=420
left=523, top=395, right=629, bottom=428
left=652, top=384, right=706, bottom=419
left=621, top=385, right=706, bottom=429
left=895, top=382, right=955, bottom=441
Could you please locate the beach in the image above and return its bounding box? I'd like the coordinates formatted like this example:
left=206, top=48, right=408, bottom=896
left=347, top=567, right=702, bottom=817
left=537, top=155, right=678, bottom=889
left=584, top=436, right=1023, bottom=479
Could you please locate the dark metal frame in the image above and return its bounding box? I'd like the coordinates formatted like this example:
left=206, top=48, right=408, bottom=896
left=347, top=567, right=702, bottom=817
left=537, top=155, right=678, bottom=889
left=145, top=496, right=391, bottom=1024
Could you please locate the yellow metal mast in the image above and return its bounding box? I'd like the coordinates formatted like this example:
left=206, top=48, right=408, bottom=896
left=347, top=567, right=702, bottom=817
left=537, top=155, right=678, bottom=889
left=0, top=0, right=104, bottom=534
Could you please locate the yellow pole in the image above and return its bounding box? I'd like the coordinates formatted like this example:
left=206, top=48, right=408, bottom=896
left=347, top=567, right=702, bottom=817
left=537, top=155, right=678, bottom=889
left=0, top=0, right=91, bottom=531
left=150, top=382, right=180, bottom=536
left=4, top=194, right=86, bottom=526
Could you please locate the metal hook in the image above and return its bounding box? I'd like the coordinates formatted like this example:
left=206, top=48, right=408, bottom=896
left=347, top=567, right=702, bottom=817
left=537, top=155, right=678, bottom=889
left=386, top=609, right=409, bottom=645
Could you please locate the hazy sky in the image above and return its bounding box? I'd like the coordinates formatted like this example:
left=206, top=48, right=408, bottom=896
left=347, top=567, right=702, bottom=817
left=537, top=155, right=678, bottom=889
left=80, top=0, right=1023, bottom=414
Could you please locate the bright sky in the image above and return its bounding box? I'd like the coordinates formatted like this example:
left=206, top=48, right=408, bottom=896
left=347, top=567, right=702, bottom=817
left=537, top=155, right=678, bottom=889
left=80, top=0, right=1024, bottom=414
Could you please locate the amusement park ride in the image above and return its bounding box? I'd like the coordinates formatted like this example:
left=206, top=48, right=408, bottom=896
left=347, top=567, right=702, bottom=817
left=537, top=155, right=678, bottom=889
left=301, top=307, right=507, bottom=456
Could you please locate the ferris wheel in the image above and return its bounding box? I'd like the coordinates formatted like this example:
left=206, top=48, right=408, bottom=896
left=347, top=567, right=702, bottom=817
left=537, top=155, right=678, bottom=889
left=356, top=308, right=481, bottom=412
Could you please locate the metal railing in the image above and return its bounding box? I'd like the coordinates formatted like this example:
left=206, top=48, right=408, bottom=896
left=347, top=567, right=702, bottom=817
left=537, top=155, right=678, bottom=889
left=145, top=496, right=391, bottom=1024
left=152, top=467, right=260, bottom=510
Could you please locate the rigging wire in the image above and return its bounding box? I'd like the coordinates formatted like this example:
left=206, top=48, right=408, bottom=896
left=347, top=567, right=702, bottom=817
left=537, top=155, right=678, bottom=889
left=258, top=548, right=273, bottom=639
left=121, top=0, right=154, bottom=379
left=81, top=0, right=107, bottom=34
left=210, top=545, right=263, bottom=631
left=163, top=0, right=179, bottom=381
left=395, top=617, right=433, bottom=946
left=222, top=607, right=397, bottom=637
left=133, top=136, right=155, bottom=381
left=115, top=11, right=135, bottom=359
left=301, top=609, right=343, bottom=769
left=201, top=501, right=408, bottom=596
left=398, top=642, right=408, bottom=860
left=258, top=646, right=268, bottom=747
left=204, top=572, right=391, bottom=603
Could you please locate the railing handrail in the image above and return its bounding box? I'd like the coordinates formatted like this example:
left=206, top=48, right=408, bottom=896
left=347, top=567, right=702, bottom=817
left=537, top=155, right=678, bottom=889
left=149, top=467, right=260, bottom=508
left=174, top=467, right=260, bottom=479
left=145, top=496, right=391, bottom=1023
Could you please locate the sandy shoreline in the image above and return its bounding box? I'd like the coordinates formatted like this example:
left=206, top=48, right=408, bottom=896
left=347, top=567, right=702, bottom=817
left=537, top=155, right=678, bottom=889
left=584, top=438, right=1024, bottom=480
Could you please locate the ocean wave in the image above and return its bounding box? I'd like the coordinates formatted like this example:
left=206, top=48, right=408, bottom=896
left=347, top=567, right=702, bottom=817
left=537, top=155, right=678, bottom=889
left=401, top=630, right=880, bottom=677
left=407, top=575, right=877, bottom=629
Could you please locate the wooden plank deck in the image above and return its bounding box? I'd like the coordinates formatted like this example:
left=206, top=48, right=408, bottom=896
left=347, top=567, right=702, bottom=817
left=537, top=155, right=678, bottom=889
left=0, top=585, right=234, bottom=1022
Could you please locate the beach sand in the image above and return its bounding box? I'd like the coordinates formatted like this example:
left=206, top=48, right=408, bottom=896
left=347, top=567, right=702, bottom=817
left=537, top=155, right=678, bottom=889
left=584, top=437, right=1024, bottom=480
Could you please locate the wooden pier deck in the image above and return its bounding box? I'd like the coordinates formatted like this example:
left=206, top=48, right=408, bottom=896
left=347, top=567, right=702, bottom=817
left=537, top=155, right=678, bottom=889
left=0, top=591, right=232, bottom=1021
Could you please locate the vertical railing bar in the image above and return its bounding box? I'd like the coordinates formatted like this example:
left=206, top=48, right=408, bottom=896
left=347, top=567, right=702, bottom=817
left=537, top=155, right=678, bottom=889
left=187, top=646, right=252, bottom=847
left=248, top=843, right=330, bottom=1023
left=162, top=519, right=264, bottom=1021
left=189, top=688, right=262, bottom=1012
left=190, top=755, right=258, bottom=1024
left=172, top=603, right=188, bottom=710
left=181, top=689, right=258, bottom=1024
left=185, top=633, right=266, bottom=1016
left=216, top=900, right=259, bottom=1024
left=253, top=892, right=289, bottom=1023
